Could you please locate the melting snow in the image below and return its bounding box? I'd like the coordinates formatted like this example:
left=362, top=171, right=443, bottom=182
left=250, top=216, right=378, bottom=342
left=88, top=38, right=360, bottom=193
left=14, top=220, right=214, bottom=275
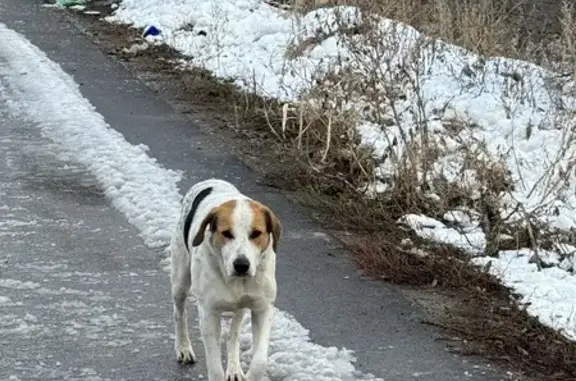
left=0, top=279, right=42, bottom=290
left=473, top=250, right=576, bottom=341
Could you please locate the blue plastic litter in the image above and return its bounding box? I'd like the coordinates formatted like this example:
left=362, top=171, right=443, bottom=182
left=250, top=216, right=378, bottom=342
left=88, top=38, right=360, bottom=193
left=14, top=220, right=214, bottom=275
left=143, top=25, right=161, bottom=38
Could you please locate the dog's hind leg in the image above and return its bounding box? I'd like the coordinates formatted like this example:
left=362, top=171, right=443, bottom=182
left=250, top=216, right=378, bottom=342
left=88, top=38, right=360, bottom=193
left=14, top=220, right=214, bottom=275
left=225, top=309, right=246, bottom=381
left=170, top=242, right=196, bottom=364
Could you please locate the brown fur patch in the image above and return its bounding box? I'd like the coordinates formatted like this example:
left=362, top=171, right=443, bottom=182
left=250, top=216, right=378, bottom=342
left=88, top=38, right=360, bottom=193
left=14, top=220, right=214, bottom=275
left=249, top=200, right=283, bottom=252
left=192, top=199, right=282, bottom=252
left=191, top=200, right=237, bottom=247
left=248, top=201, right=273, bottom=251
left=210, top=200, right=237, bottom=250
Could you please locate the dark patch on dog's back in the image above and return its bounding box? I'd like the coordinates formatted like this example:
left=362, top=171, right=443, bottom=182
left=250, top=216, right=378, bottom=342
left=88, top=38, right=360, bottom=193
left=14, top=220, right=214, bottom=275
left=184, top=187, right=213, bottom=250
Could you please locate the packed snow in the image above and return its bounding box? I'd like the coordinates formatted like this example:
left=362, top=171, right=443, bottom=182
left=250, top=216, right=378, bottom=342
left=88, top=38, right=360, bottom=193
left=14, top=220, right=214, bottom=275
left=105, top=1, right=576, bottom=341
left=0, top=23, right=382, bottom=381
left=0, top=23, right=183, bottom=249
left=397, top=214, right=486, bottom=255
left=473, top=250, right=576, bottom=341
left=0, top=279, right=42, bottom=290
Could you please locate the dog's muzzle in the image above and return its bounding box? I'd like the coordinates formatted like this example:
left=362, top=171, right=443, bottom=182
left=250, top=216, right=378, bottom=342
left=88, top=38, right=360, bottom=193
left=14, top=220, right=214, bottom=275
left=232, top=256, right=250, bottom=277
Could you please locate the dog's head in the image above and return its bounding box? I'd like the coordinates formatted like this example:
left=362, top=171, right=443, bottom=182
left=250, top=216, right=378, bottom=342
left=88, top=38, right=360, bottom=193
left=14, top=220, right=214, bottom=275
left=191, top=199, right=282, bottom=278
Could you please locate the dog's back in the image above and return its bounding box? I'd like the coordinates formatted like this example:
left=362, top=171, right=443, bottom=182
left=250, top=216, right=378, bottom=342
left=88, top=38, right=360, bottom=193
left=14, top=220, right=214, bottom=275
left=180, top=179, right=239, bottom=217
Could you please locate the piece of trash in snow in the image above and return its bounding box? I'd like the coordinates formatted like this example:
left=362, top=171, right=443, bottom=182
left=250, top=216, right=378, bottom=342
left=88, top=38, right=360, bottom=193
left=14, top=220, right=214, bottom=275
left=122, top=42, right=149, bottom=55
left=69, top=5, right=86, bottom=11
left=84, top=10, right=101, bottom=15
left=56, top=0, right=86, bottom=7
left=142, top=25, right=161, bottom=38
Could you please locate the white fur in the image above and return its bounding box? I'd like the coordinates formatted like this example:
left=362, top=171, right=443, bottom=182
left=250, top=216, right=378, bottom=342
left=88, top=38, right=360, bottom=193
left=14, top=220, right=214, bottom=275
left=169, top=179, right=278, bottom=381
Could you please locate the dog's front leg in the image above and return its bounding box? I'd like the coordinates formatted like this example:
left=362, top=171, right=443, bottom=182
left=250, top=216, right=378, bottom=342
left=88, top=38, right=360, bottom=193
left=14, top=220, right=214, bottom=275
left=245, top=305, right=273, bottom=381
left=225, top=309, right=246, bottom=381
left=199, top=307, right=225, bottom=381
left=170, top=244, right=195, bottom=364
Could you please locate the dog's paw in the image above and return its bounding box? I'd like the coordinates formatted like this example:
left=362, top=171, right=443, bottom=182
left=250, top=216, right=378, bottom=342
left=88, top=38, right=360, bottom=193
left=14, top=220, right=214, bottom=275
left=175, top=344, right=196, bottom=364
left=245, top=366, right=268, bottom=381
left=225, top=364, right=245, bottom=381
left=245, top=374, right=269, bottom=381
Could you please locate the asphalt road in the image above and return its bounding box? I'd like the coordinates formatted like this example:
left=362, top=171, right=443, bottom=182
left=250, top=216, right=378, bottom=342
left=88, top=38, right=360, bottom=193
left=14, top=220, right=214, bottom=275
left=0, top=1, right=523, bottom=380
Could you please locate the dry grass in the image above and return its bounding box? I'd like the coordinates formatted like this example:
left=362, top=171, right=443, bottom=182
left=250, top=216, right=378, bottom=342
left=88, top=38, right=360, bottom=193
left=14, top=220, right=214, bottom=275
left=277, top=0, right=576, bottom=258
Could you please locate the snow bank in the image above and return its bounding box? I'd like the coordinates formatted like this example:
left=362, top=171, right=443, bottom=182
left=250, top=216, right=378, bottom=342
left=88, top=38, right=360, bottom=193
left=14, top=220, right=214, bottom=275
left=473, top=250, right=576, bottom=341
left=402, top=213, right=576, bottom=341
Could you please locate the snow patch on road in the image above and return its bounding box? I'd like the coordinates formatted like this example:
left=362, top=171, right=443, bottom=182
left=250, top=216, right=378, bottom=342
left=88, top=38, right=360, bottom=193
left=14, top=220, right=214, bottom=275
left=0, top=313, right=51, bottom=336
left=0, top=279, right=42, bottom=290
left=0, top=23, right=183, bottom=249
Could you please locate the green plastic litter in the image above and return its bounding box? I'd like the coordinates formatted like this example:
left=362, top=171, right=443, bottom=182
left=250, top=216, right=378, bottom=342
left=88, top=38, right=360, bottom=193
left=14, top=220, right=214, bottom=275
left=56, top=0, right=87, bottom=6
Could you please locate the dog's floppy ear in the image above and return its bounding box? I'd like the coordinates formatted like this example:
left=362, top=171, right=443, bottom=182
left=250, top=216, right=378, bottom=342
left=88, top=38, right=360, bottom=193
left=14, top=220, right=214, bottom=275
left=192, top=211, right=217, bottom=247
left=264, top=209, right=282, bottom=252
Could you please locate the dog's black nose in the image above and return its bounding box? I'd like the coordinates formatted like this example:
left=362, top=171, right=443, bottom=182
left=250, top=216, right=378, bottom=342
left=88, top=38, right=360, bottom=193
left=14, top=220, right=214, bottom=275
left=233, top=256, right=250, bottom=275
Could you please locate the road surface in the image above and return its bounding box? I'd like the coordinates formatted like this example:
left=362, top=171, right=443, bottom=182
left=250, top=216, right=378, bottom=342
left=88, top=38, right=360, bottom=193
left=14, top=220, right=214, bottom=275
left=0, top=1, right=522, bottom=380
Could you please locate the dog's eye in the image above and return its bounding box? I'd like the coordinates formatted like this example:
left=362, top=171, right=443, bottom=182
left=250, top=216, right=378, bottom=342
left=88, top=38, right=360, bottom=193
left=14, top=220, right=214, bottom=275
left=222, top=230, right=234, bottom=239
left=249, top=230, right=262, bottom=239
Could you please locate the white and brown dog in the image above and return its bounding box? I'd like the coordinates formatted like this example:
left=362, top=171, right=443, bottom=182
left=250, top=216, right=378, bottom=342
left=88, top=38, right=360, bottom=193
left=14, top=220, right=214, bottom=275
left=169, top=179, right=282, bottom=381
